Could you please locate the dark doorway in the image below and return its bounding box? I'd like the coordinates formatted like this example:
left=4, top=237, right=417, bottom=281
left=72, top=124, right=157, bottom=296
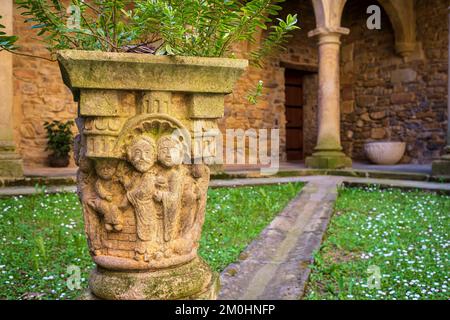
left=285, top=68, right=304, bottom=161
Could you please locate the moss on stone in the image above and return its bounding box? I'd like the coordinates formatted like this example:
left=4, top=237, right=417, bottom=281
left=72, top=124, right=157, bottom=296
left=89, top=257, right=216, bottom=300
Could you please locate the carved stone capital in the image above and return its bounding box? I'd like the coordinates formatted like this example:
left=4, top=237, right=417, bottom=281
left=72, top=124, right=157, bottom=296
left=59, top=50, right=247, bottom=300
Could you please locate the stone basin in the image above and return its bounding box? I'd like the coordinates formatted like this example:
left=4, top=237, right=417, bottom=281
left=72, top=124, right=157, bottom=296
left=364, top=141, right=406, bottom=165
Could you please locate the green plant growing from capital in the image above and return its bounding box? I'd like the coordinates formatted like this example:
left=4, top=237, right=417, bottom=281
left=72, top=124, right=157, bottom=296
left=2, top=1, right=300, bottom=103
left=6, top=0, right=299, bottom=65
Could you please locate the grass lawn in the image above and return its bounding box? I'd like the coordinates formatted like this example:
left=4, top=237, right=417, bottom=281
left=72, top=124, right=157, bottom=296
left=0, top=182, right=302, bottom=300
left=305, top=186, right=450, bottom=300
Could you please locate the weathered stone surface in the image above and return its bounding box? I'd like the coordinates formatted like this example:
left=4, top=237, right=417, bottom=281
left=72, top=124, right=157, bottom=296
left=361, top=112, right=371, bottom=122
left=356, top=95, right=377, bottom=107
left=342, top=86, right=354, bottom=101
left=432, top=157, right=450, bottom=176
left=189, top=94, right=225, bottom=119
left=219, top=177, right=342, bottom=300
left=0, top=156, right=23, bottom=177
left=12, top=6, right=77, bottom=167
left=58, top=50, right=248, bottom=94
left=341, top=43, right=354, bottom=63
left=342, top=100, right=354, bottom=114
left=305, top=151, right=352, bottom=169
left=89, top=257, right=216, bottom=300
left=369, top=111, right=387, bottom=120
left=61, top=50, right=247, bottom=300
left=391, top=68, right=417, bottom=83
left=371, top=128, right=387, bottom=139
left=390, top=92, right=416, bottom=104
left=80, top=90, right=121, bottom=116
left=0, top=2, right=23, bottom=177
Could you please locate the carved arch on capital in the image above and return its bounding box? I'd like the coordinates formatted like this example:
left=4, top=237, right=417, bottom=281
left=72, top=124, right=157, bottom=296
left=113, top=113, right=191, bottom=159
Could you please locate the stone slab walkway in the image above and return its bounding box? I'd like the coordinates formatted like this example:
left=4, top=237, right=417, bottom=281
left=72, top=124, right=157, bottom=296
left=218, top=176, right=343, bottom=300
left=210, top=176, right=450, bottom=192
left=0, top=175, right=449, bottom=197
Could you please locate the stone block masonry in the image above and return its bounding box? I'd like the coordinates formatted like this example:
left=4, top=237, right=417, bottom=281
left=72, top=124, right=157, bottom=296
left=340, top=0, right=448, bottom=164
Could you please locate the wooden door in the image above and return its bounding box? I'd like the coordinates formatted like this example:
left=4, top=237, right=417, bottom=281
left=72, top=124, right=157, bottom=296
left=285, top=68, right=304, bottom=161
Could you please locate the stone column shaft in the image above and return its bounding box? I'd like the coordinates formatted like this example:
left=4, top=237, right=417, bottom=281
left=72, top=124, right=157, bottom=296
left=316, top=33, right=343, bottom=151
left=0, top=0, right=23, bottom=177
left=305, top=29, right=352, bottom=169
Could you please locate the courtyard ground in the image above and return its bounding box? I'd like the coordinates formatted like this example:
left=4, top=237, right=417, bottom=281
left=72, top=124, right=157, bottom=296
left=0, top=174, right=448, bottom=300
left=305, top=186, right=450, bottom=300
left=0, top=183, right=302, bottom=300
left=218, top=176, right=449, bottom=300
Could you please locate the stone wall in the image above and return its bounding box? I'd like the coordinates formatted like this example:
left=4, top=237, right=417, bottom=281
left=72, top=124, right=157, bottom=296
left=11, top=0, right=318, bottom=168
left=10, top=0, right=447, bottom=167
left=221, top=0, right=318, bottom=163
left=13, top=5, right=77, bottom=167
left=340, top=0, right=449, bottom=164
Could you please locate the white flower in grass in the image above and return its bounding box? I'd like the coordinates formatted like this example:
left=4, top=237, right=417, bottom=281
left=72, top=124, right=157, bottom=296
left=361, top=253, right=370, bottom=260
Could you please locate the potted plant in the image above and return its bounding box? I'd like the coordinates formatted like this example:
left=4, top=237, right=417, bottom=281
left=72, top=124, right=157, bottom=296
left=43, top=120, right=75, bottom=168
left=364, top=109, right=406, bottom=165
left=6, top=0, right=299, bottom=300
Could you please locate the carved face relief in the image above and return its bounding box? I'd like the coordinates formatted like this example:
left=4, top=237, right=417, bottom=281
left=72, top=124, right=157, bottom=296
left=157, top=136, right=184, bottom=167
left=95, top=159, right=117, bottom=180
left=127, top=136, right=156, bottom=173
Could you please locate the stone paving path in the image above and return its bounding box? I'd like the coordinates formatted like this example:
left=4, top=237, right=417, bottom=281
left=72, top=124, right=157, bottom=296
left=211, top=175, right=450, bottom=192
left=0, top=175, right=449, bottom=196
left=218, top=176, right=343, bottom=300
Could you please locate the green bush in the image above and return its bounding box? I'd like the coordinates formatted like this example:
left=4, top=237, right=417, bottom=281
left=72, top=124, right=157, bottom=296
left=10, top=0, right=298, bottom=66
left=43, top=120, right=74, bottom=158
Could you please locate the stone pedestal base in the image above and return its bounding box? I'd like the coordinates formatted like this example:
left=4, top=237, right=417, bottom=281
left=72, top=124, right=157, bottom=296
left=432, top=153, right=450, bottom=177
left=82, top=257, right=219, bottom=300
left=0, top=151, right=23, bottom=178
left=306, top=150, right=352, bottom=169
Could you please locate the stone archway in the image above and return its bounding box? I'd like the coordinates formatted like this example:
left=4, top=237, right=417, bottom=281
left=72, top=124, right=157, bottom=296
left=305, top=0, right=418, bottom=169
left=377, top=0, right=418, bottom=58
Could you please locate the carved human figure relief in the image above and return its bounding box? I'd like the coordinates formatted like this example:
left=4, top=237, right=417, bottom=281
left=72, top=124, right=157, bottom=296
left=154, top=135, right=185, bottom=243
left=89, top=159, right=125, bottom=232
left=77, top=112, right=212, bottom=269
left=157, top=135, right=202, bottom=258
left=124, top=136, right=161, bottom=262
left=189, top=164, right=210, bottom=245
left=74, top=134, right=105, bottom=256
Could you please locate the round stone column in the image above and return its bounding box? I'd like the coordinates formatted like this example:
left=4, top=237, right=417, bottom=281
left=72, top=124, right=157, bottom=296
left=306, top=28, right=352, bottom=169
left=0, top=0, right=23, bottom=177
